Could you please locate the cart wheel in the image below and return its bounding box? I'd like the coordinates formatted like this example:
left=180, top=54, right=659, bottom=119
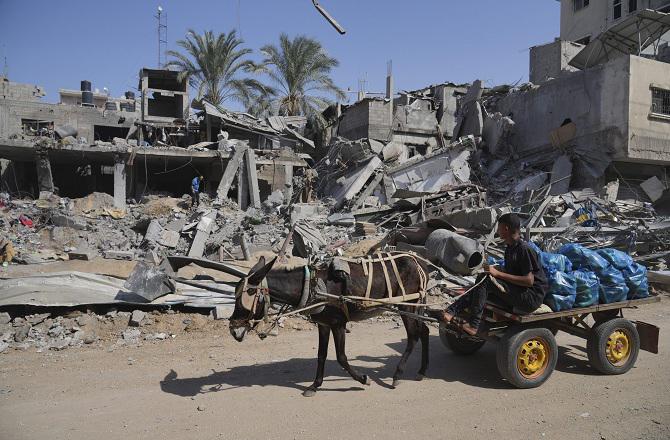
left=586, top=318, right=639, bottom=375
left=439, top=323, right=485, bottom=355
left=496, top=327, right=558, bottom=389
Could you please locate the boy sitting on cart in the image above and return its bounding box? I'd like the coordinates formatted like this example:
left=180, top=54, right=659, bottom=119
left=440, top=213, right=548, bottom=336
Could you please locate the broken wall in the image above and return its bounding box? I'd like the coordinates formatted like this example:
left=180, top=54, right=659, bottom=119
left=529, top=40, right=583, bottom=84
left=496, top=55, right=630, bottom=161
left=0, top=98, right=136, bottom=143
left=338, top=99, right=391, bottom=141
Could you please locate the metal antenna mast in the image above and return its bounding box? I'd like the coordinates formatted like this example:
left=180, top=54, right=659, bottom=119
left=156, top=6, right=168, bottom=68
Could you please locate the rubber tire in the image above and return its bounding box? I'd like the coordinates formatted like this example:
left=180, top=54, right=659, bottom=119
left=496, top=327, right=558, bottom=389
left=586, top=318, right=639, bottom=375
left=439, top=323, right=486, bottom=355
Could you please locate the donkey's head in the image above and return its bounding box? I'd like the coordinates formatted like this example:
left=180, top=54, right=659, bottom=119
left=229, top=256, right=277, bottom=342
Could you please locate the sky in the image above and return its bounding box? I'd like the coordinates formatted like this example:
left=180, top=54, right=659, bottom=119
left=0, top=0, right=560, bottom=109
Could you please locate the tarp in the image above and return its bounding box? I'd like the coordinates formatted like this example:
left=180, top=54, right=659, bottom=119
left=569, top=9, right=670, bottom=69
left=0, top=271, right=236, bottom=308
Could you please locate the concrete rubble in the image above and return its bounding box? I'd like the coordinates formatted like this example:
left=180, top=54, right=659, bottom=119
left=2, top=34, right=670, bottom=357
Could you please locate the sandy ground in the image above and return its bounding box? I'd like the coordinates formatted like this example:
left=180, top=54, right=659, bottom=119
left=1, top=297, right=669, bottom=440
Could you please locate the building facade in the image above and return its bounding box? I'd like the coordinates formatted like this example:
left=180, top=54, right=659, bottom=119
left=559, top=0, right=670, bottom=44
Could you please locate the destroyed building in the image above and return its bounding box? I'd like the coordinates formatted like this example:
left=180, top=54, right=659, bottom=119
left=501, top=6, right=670, bottom=198
left=0, top=68, right=312, bottom=211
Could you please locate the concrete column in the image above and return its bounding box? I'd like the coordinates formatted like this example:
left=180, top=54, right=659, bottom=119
left=35, top=152, right=54, bottom=194
left=237, top=157, right=249, bottom=210
left=284, top=165, right=293, bottom=202
left=113, top=155, right=127, bottom=210
left=244, top=149, right=261, bottom=209
left=216, top=145, right=246, bottom=200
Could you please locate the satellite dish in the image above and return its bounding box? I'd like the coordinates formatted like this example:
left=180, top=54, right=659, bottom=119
left=158, top=5, right=163, bottom=12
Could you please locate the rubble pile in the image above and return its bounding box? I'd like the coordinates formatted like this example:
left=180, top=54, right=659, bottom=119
left=0, top=308, right=315, bottom=354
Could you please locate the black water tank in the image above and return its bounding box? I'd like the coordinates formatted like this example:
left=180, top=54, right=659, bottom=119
left=105, top=101, right=117, bottom=111
left=81, top=80, right=91, bottom=92
left=124, top=91, right=135, bottom=100
left=82, top=90, right=94, bottom=106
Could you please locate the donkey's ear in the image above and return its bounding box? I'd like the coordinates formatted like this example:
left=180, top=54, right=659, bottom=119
left=248, top=257, right=277, bottom=286
left=248, top=256, right=266, bottom=278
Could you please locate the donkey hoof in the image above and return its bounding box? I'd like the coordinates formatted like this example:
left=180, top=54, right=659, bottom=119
left=302, top=389, right=317, bottom=397
left=362, top=375, right=371, bottom=386
left=416, top=373, right=425, bottom=382
left=391, top=379, right=400, bottom=388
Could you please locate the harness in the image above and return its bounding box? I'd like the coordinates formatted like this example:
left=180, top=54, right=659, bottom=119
left=235, top=251, right=430, bottom=337
left=336, top=251, right=428, bottom=307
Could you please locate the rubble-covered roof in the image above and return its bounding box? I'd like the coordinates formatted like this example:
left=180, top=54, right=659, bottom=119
left=201, top=100, right=315, bottom=148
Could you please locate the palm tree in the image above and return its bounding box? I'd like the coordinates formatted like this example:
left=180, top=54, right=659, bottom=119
left=257, top=34, right=345, bottom=117
left=166, top=29, right=269, bottom=108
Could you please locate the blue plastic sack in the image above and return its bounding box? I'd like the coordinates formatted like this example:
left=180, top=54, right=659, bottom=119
left=598, top=266, right=629, bottom=304
left=544, top=269, right=577, bottom=312
left=622, top=262, right=649, bottom=300
left=596, top=248, right=634, bottom=271
left=541, top=252, right=573, bottom=273
left=572, top=269, right=600, bottom=308
left=559, top=243, right=609, bottom=273
left=527, top=241, right=543, bottom=255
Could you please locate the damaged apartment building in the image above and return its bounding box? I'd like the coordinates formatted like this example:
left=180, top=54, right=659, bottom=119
left=0, top=68, right=311, bottom=210
left=316, top=2, right=670, bottom=221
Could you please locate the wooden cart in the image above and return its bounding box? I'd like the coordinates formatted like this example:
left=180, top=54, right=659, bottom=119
left=438, top=294, right=661, bottom=388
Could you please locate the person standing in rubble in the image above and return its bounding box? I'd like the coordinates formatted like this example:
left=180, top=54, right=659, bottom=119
left=191, top=175, right=204, bottom=208
left=439, top=213, right=548, bottom=335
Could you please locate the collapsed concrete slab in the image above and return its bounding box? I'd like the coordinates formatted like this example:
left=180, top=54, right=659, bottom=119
left=187, top=211, right=217, bottom=258
left=549, top=155, right=573, bottom=196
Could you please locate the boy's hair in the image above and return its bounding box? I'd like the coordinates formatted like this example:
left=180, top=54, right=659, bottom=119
left=498, top=213, right=521, bottom=232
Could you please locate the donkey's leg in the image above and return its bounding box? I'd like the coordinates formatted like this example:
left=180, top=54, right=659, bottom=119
left=417, top=321, right=430, bottom=380
left=332, top=323, right=371, bottom=386
left=392, top=315, right=420, bottom=388
left=303, top=324, right=330, bottom=397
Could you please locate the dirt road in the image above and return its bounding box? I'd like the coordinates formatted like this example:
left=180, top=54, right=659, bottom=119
left=1, top=298, right=669, bottom=440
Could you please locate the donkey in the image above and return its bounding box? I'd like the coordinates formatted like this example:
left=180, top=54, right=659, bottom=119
left=229, top=253, right=430, bottom=397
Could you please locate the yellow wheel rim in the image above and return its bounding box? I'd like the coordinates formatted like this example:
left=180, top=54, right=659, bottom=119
left=606, top=330, right=631, bottom=365
left=516, top=338, right=550, bottom=379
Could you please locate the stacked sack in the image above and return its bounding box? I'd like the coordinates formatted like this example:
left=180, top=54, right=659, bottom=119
left=558, top=244, right=648, bottom=305
left=528, top=242, right=576, bottom=312
left=488, top=242, right=648, bottom=313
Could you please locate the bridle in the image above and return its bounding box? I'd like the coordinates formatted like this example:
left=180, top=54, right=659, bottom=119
left=231, top=276, right=272, bottom=329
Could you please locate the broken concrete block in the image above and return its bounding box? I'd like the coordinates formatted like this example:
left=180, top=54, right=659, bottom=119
left=482, top=112, right=515, bottom=155
left=68, top=249, right=95, bottom=261
left=443, top=207, right=496, bottom=231
left=211, top=305, right=233, bottom=320
left=14, top=324, right=30, bottom=342
left=120, top=261, right=175, bottom=302
left=104, top=250, right=135, bottom=260
left=293, top=222, right=328, bottom=258
left=144, top=219, right=163, bottom=243
left=0, top=313, right=10, bottom=325
left=188, top=212, right=217, bottom=258
left=549, top=155, right=573, bottom=196
left=512, top=173, right=548, bottom=194
left=122, top=328, right=141, bottom=342
left=158, top=230, right=180, bottom=248
left=640, top=176, right=666, bottom=202
left=328, top=213, right=356, bottom=226
left=129, top=310, right=146, bottom=327
left=603, top=180, right=620, bottom=202
left=461, top=101, right=483, bottom=137
left=51, top=214, right=87, bottom=230
left=381, top=138, right=407, bottom=162
left=291, top=203, right=322, bottom=224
